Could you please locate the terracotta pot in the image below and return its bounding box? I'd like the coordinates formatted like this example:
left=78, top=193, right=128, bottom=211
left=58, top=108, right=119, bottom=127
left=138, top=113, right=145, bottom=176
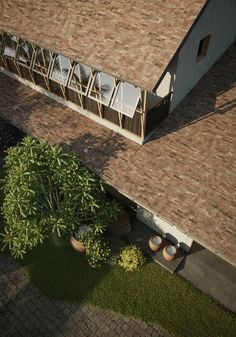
left=163, top=245, right=177, bottom=261
left=69, top=234, right=86, bottom=253
left=149, top=236, right=163, bottom=252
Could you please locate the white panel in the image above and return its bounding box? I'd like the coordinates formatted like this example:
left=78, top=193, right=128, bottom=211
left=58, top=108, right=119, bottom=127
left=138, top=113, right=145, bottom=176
left=137, top=206, right=193, bottom=252
left=111, top=81, right=141, bottom=118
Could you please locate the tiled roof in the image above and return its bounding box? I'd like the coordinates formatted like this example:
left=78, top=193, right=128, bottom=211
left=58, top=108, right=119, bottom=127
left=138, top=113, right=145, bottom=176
left=0, top=41, right=235, bottom=266
left=0, top=0, right=206, bottom=91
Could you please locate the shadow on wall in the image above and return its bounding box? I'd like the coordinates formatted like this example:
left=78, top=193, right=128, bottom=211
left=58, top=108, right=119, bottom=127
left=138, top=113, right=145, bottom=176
left=149, top=41, right=236, bottom=142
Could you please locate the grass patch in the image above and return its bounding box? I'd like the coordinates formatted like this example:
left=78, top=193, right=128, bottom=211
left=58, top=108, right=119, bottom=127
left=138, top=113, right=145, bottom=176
left=0, top=165, right=236, bottom=337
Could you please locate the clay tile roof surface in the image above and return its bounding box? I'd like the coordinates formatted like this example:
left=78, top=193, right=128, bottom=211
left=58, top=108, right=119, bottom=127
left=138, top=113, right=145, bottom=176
left=0, top=41, right=235, bottom=266
left=0, top=0, right=207, bottom=91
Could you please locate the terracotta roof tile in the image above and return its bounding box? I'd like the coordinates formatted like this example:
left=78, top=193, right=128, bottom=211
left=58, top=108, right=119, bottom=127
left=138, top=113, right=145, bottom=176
left=0, top=0, right=206, bottom=90
left=0, top=41, right=235, bottom=266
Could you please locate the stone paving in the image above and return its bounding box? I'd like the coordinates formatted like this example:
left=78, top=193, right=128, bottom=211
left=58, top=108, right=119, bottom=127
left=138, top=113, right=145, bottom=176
left=0, top=254, right=170, bottom=337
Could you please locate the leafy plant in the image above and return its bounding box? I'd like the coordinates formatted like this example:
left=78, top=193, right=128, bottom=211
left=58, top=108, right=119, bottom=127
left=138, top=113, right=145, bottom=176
left=1, top=136, right=121, bottom=258
left=117, top=244, right=146, bottom=272
left=82, top=236, right=111, bottom=269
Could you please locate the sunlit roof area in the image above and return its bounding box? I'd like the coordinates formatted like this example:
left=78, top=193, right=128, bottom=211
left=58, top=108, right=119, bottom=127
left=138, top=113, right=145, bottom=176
left=0, top=0, right=206, bottom=91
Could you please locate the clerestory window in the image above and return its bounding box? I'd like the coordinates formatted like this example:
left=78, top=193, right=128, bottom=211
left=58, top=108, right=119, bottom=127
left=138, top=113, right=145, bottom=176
left=68, top=63, right=92, bottom=95
left=3, top=33, right=19, bottom=59
left=111, top=81, right=141, bottom=118
left=17, top=40, right=34, bottom=67
left=50, top=54, right=71, bottom=85
left=32, top=46, right=52, bottom=75
left=88, top=71, right=115, bottom=106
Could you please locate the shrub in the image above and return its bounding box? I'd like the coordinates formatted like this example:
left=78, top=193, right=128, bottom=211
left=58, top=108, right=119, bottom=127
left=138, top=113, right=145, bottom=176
left=1, top=136, right=121, bottom=258
left=117, top=244, right=146, bottom=271
left=82, top=235, right=111, bottom=269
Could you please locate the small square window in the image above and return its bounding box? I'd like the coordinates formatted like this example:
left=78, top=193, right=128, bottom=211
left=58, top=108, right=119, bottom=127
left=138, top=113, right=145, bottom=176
left=196, top=35, right=211, bottom=62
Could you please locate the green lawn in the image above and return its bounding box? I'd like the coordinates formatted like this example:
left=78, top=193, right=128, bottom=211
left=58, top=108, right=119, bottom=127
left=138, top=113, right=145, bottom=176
left=0, top=165, right=235, bottom=337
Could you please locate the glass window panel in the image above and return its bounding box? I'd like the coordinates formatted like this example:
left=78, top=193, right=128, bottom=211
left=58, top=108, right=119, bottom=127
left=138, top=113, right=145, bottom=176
left=17, top=40, right=34, bottom=67
left=3, top=34, right=18, bottom=59
left=50, top=54, right=70, bottom=85
left=111, top=82, right=141, bottom=118
left=88, top=72, right=115, bottom=106
left=32, top=47, right=52, bottom=75
left=69, top=63, right=92, bottom=94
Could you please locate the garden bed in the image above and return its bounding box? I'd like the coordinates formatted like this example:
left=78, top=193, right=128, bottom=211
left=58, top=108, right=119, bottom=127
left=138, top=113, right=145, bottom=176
left=0, top=124, right=235, bottom=337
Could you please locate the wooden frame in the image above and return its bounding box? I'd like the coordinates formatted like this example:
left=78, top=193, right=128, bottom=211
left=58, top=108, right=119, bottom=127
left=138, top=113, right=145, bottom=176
left=16, top=39, right=35, bottom=68
left=0, top=30, right=150, bottom=141
left=88, top=70, right=116, bottom=107
left=31, top=46, right=53, bottom=77
left=49, top=53, right=71, bottom=86
left=67, top=62, right=93, bottom=96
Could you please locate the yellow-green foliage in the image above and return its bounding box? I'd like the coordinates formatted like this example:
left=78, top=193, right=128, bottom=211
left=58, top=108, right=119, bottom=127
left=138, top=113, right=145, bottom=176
left=118, top=244, right=146, bottom=271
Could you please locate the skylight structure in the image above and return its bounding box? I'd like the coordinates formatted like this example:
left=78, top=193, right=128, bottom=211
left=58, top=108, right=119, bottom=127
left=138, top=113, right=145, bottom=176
left=50, top=54, right=71, bottom=85
left=68, top=63, right=92, bottom=95
left=88, top=71, right=115, bottom=106
left=0, top=30, right=172, bottom=142
left=3, top=34, right=18, bottom=59
left=32, top=47, right=52, bottom=75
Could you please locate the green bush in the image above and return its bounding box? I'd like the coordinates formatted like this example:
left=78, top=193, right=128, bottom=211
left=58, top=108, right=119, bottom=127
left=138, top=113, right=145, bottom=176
left=1, top=136, right=120, bottom=258
left=117, top=244, right=146, bottom=271
left=81, top=234, right=111, bottom=268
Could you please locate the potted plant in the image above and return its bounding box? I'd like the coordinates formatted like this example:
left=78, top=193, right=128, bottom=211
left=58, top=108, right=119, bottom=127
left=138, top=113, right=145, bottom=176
left=1, top=136, right=121, bottom=259
left=80, top=232, right=111, bottom=268
left=69, top=225, right=92, bottom=253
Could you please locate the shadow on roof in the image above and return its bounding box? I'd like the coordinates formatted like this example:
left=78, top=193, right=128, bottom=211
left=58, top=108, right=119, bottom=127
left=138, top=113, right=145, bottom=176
left=149, top=41, right=236, bottom=142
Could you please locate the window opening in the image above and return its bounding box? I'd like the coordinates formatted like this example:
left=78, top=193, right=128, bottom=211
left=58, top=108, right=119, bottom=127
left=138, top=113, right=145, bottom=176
left=196, top=35, right=211, bottom=62
left=68, top=63, right=92, bottom=95
left=3, top=33, right=18, bottom=59
left=111, top=81, right=141, bottom=118
left=50, top=54, right=71, bottom=85
left=88, top=71, right=115, bottom=106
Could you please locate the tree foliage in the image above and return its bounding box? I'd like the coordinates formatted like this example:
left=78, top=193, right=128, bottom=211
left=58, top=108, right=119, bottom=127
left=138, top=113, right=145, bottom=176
left=1, top=136, right=120, bottom=258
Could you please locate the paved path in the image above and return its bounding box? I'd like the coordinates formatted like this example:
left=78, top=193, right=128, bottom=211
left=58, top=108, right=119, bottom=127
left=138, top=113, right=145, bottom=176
left=0, top=254, right=170, bottom=337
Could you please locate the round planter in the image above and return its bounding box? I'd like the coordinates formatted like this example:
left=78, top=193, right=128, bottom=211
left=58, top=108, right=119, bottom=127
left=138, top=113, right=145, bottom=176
left=69, top=234, right=86, bottom=253
left=149, top=236, right=163, bottom=252
left=163, top=245, right=177, bottom=261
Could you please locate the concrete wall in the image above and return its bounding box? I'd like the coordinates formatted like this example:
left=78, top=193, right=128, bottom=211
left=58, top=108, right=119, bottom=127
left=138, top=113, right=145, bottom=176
left=169, top=0, right=236, bottom=112
left=155, top=56, right=178, bottom=99
left=137, top=206, right=193, bottom=252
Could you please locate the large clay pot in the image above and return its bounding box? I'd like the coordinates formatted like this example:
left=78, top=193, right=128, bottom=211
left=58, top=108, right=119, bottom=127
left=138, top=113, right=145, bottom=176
left=149, top=236, right=163, bottom=252
left=69, top=234, right=86, bottom=253
left=163, top=245, right=177, bottom=261
left=106, top=209, right=131, bottom=237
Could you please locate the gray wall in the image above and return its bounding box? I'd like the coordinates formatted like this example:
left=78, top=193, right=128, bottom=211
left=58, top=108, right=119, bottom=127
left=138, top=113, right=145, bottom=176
left=155, top=0, right=236, bottom=112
